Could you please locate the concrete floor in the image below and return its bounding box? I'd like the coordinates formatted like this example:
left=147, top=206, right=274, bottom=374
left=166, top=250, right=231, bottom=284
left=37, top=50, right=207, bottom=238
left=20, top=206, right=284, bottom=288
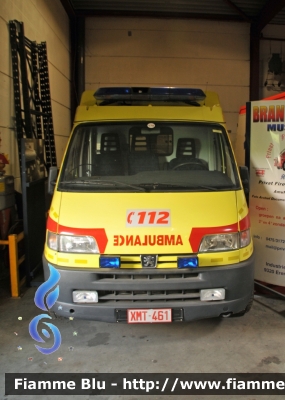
left=1, top=281, right=285, bottom=400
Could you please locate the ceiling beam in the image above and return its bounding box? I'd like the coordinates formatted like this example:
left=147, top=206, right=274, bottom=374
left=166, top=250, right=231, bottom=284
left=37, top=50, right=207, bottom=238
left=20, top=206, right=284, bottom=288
left=222, top=0, right=251, bottom=23
left=252, top=0, right=285, bottom=33
left=73, top=9, right=245, bottom=22
left=60, top=0, right=77, bottom=19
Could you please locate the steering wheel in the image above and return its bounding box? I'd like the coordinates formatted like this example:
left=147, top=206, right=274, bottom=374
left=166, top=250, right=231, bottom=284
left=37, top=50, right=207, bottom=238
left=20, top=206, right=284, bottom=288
left=172, top=161, right=207, bottom=170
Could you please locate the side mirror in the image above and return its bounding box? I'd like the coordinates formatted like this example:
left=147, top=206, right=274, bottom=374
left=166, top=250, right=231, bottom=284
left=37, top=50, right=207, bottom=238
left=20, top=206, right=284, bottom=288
left=48, top=166, right=58, bottom=194
left=239, top=166, right=249, bottom=204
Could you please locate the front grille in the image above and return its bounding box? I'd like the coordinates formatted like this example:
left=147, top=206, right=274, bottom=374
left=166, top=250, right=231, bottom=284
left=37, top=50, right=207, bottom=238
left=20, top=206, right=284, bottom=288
left=98, top=273, right=199, bottom=280
left=98, top=289, right=200, bottom=302
left=120, top=254, right=190, bottom=268
left=91, top=268, right=201, bottom=303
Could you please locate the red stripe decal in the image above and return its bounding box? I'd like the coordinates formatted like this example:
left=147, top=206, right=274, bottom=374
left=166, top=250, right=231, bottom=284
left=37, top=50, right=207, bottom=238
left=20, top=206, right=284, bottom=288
left=58, top=224, right=108, bottom=254
left=47, top=215, right=58, bottom=232
left=189, top=223, right=238, bottom=253
left=239, top=214, right=250, bottom=231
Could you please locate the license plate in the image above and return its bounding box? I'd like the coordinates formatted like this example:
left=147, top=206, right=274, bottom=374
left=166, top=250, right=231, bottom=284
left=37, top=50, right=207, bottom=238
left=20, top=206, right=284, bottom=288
left=127, top=308, right=172, bottom=324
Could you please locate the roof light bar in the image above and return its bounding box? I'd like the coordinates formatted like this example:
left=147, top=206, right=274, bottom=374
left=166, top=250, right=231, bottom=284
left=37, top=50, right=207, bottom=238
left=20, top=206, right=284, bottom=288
left=94, top=87, right=206, bottom=103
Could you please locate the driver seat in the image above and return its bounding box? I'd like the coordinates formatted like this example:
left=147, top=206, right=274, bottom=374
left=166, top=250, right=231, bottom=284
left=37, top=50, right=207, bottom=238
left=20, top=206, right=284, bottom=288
left=169, top=138, right=207, bottom=170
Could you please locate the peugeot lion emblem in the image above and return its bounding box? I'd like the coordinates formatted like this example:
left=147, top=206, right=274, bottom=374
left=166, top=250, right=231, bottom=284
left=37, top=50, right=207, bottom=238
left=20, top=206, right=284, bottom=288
left=141, top=255, right=158, bottom=268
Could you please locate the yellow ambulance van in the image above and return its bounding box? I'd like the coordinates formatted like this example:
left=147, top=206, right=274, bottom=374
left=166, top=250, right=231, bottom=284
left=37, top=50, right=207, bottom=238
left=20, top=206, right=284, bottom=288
left=44, top=87, right=254, bottom=323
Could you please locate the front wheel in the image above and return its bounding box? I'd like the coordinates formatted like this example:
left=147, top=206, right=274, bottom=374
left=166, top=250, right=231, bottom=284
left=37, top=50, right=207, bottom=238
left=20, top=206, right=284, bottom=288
left=221, top=295, right=253, bottom=318
left=233, top=295, right=254, bottom=317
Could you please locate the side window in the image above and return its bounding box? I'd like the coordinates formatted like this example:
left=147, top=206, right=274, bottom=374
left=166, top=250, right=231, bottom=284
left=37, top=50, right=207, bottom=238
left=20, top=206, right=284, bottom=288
left=63, top=127, right=97, bottom=179
left=63, top=134, right=83, bottom=178
left=215, top=131, right=236, bottom=183
left=223, top=141, right=236, bottom=182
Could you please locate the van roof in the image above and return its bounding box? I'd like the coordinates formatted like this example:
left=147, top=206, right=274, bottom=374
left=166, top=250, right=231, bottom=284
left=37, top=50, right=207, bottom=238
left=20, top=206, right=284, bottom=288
left=75, top=87, right=225, bottom=124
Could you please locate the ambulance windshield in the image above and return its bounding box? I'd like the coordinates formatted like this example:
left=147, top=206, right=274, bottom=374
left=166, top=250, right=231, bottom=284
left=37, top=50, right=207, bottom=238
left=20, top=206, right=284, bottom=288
left=58, top=122, right=240, bottom=192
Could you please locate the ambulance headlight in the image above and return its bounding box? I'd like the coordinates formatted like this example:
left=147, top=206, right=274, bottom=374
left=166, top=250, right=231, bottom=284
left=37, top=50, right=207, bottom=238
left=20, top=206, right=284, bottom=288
left=199, top=233, right=239, bottom=252
left=59, top=235, right=99, bottom=253
left=47, top=231, right=99, bottom=253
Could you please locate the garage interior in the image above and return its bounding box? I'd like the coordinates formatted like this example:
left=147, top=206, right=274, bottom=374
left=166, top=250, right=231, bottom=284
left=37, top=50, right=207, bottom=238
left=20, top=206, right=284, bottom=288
left=1, top=1, right=285, bottom=399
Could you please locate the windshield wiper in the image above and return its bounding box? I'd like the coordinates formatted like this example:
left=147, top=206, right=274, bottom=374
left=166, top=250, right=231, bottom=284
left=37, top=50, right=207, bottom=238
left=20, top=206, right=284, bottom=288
left=60, top=179, right=146, bottom=191
left=140, top=182, right=218, bottom=191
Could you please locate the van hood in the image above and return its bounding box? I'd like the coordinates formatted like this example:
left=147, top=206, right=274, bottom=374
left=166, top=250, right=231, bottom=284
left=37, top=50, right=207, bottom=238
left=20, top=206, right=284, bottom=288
left=49, top=191, right=248, bottom=255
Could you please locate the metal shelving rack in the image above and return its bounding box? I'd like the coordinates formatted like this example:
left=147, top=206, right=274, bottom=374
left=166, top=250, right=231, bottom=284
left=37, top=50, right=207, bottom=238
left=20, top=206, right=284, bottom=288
left=9, top=20, right=57, bottom=286
left=9, top=20, right=57, bottom=170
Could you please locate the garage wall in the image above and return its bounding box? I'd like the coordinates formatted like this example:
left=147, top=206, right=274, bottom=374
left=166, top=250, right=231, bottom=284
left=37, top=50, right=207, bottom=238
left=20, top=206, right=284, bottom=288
left=85, top=17, right=250, bottom=154
left=260, top=25, right=285, bottom=98
left=0, top=0, right=70, bottom=191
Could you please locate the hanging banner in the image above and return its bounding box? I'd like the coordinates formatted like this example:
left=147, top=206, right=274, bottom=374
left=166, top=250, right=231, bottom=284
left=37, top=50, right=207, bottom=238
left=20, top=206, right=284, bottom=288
left=249, top=99, right=285, bottom=285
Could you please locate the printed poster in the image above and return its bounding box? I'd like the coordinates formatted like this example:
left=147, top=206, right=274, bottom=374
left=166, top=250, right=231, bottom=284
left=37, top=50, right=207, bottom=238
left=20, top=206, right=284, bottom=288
left=250, top=100, right=285, bottom=285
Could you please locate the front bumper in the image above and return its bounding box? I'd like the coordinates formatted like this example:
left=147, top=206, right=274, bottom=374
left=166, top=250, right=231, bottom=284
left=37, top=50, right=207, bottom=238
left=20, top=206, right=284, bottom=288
left=43, top=254, right=254, bottom=323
